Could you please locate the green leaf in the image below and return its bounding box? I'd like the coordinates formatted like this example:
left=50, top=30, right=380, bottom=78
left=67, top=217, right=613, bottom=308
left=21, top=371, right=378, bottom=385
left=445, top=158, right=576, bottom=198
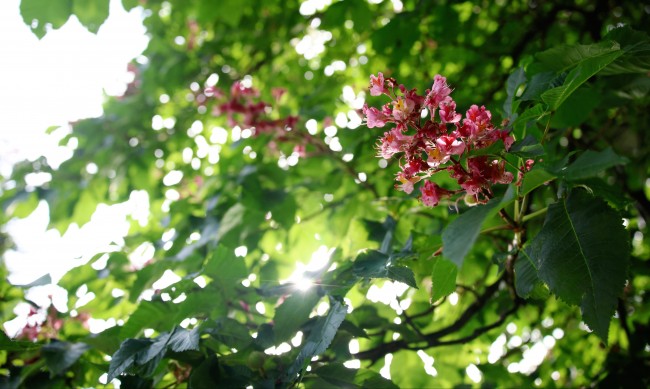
left=72, top=0, right=109, bottom=33
left=10, top=191, right=39, bottom=218
left=353, top=250, right=390, bottom=278
left=602, top=26, right=650, bottom=75
left=541, top=49, right=623, bottom=110
left=42, top=341, right=89, bottom=376
left=203, top=245, right=248, bottom=291
left=13, top=273, right=52, bottom=288
left=0, top=330, right=42, bottom=351
left=511, top=103, right=548, bottom=133
left=510, top=135, right=545, bottom=159
left=285, top=299, right=348, bottom=382
left=273, top=287, right=321, bottom=343
left=386, top=266, right=417, bottom=288
left=167, top=326, right=200, bottom=352
left=536, top=41, right=621, bottom=72
left=442, top=187, right=515, bottom=268
left=107, top=338, right=151, bottom=382
left=563, top=147, right=629, bottom=181
left=430, top=257, right=457, bottom=301
left=19, top=0, right=72, bottom=38
left=503, top=67, right=526, bottom=118
left=203, top=318, right=252, bottom=349
left=550, top=88, right=601, bottom=128
left=514, top=249, right=540, bottom=298
left=521, top=168, right=556, bottom=196
left=525, top=190, right=630, bottom=342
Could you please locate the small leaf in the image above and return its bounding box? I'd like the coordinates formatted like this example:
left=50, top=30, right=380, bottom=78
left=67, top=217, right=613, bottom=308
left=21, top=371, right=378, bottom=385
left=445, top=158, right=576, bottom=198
left=430, top=257, right=457, bottom=301
left=273, top=288, right=321, bottom=343
left=563, top=147, right=628, bottom=181
left=525, top=190, right=630, bottom=342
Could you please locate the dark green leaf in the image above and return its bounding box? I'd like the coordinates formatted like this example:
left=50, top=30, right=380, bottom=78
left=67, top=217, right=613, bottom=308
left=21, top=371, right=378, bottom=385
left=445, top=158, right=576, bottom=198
left=525, top=190, right=630, bottom=342
left=42, top=341, right=89, bottom=376
left=0, top=330, right=42, bottom=351
left=536, top=41, right=621, bottom=72
left=514, top=249, right=540, bottom=298
left=167, top=326, right=200, bottom=352
left=541, top=50, right=623, bottom=110
left=521, top=168, right=556, bottom=196
left=386, top=266, right=417, bottom=288
left=510, top=135, right=545, bottom=159
left=107, top=339, right=151, bottom=382
left=563, top=148, right=628, bottom=181
left=503, top=67, right=526, bottom=118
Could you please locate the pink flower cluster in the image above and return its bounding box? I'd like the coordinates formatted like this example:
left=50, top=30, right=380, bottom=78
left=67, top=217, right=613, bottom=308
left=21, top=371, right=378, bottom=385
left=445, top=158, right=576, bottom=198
left=206, top=81, right=299, bottom=137
left=363, top=73, right=515, bottom=206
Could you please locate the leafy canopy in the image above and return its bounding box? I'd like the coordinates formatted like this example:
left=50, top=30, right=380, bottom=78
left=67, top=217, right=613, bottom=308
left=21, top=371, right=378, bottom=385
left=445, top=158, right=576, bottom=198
left=1, top=1, right=649, bottom=388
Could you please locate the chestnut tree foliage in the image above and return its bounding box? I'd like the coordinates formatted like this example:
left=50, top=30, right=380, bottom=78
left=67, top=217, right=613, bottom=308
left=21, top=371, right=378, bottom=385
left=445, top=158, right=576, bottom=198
left=2, top=0, right=650, bottom=387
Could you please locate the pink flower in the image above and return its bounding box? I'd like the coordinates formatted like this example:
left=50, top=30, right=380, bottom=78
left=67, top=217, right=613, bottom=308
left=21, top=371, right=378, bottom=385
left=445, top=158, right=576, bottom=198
left=363, top=104, right=390, bottom=128
left=435, top=135, right=465, bottom=156
left=378, top=127, right=411, bottom=159
left=438, top=96, right=461, bottom=124
left=392, top=96, right=415, bottom=122
left=272, top=87, right=286, bottom=101
left=420, top=180, right=443, bottom=207
left=369, top=72, right=389, bottom=96
left=424, top=75, right=452, bottom=113
left=396, top=171, right=420, bottom=194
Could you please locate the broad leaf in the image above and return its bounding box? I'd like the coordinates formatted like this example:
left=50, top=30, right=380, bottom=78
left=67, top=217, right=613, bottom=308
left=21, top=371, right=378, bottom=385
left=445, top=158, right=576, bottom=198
left=42, top=341, right=89, bottom=376
left=503, top=67, right=526, bottom=118
left=430, top=257, right=457, bottom=301
left=525, top=190, right=630, bottom=342
left=0, top=330, right=42, bottom=351
left=72, top=0, right=109, bottom=33
left=167, top=326, right=200, bottom=352
left=273, top=287, right=321, bottom=343
left=563, top=148, right=628, bottom=181
left=541, top=49, right=623, bottom=110
left=442, top=187, right=515, bottom=268
left=286, top=299, right=348, bottom=381
left=203, top=245, right=248, bottom=291
left=19, top=0, right=72, bottom=38
left=536, top=41, right=621, bottom=72
left=514, top=249, right=540, bottom=298
left=107, top=339, right=151, bottom=382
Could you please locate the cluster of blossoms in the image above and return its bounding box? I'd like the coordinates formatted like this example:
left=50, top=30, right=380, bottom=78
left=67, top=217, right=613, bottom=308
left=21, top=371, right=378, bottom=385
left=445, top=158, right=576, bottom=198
left=206, top=81, right=299, bottom=136
left=363, top=73, right=518, bottom=207
left=205, top=81, right=311, bottom=156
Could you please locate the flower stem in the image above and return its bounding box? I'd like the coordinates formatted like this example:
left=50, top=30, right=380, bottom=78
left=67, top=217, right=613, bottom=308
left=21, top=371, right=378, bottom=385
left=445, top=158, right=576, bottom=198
left=521, top=206, right=548, bottom=223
